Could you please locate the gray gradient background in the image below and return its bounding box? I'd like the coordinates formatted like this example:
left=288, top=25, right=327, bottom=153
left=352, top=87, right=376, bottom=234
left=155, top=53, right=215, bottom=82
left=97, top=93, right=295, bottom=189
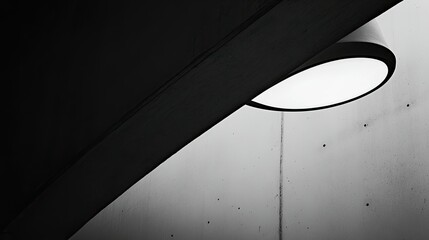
left=72, top=0, right=429, bottom=239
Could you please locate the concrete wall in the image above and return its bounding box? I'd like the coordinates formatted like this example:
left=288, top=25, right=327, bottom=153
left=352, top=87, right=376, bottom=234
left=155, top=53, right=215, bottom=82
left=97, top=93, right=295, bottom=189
left=71, top=107, right=282, bottom=240
left=71, top=1, right=429, bottom=239
left=282, top=1, right=429, bottom=239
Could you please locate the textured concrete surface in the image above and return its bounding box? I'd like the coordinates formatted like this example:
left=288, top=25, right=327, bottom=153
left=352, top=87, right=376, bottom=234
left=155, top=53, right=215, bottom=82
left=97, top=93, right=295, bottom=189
left=71, top=107, right=282, bottom=240
left=282, top=1, right=429, bottom=239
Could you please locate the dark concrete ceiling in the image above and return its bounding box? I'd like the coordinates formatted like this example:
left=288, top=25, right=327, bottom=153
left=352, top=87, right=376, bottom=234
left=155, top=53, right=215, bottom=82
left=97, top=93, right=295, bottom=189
left=4, top=0, right=279, bottom=231
left=4, top=0, right=401, bottom=239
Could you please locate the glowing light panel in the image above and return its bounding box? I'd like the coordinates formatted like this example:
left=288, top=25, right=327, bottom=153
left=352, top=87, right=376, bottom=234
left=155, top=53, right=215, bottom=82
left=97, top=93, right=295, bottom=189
left=252, top=58, right=388, bottom=110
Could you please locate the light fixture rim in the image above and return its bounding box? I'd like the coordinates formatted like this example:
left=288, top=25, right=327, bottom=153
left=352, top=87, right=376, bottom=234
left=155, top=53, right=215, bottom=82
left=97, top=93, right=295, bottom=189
left=248, top=41, right=396, bottom=112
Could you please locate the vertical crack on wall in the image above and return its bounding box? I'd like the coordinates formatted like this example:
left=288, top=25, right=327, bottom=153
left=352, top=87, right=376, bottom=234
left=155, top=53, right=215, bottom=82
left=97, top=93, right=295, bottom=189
left=279, top=112, right=284, bottom=240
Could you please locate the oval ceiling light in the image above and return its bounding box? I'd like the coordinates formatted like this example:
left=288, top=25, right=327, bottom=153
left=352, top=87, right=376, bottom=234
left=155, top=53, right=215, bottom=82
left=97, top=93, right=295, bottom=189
left=249, top=20, right=396, bottom=111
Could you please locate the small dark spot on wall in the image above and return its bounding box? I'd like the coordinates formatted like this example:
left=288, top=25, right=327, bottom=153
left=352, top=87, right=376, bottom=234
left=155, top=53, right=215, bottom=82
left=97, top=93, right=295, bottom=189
left=307, top=227, right=310, bottom=229
left=238, top=207, right=241, bottom=210
left=411, top=187, right=414, bottom=191
left=366, top=203, right=370, bottom=206
left=208, top=221, right=210, bottom=224
left=217, top=198, right=220, bottom=201
left=323, top=144, right=326, bottom=147
left=171, top=234, right=174, bottom=237
left=364, top=124, right=367, bottom=127
left=407, top=104, right=410, bottom=107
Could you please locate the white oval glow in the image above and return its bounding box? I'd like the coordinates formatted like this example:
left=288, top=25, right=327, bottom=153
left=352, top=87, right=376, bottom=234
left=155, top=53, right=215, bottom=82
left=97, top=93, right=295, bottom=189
left=252, top=58, right=389, bottom=110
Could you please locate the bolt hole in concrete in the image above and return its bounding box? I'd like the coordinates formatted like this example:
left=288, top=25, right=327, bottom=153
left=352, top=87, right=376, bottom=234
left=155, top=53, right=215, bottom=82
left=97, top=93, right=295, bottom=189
left=407, top=103, right=410, bottom=107
left=366, top=203, right=370, bottom=206
left=364, top=124, right=367, bottom=127
left=323, top=144, right=326, bottom=147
